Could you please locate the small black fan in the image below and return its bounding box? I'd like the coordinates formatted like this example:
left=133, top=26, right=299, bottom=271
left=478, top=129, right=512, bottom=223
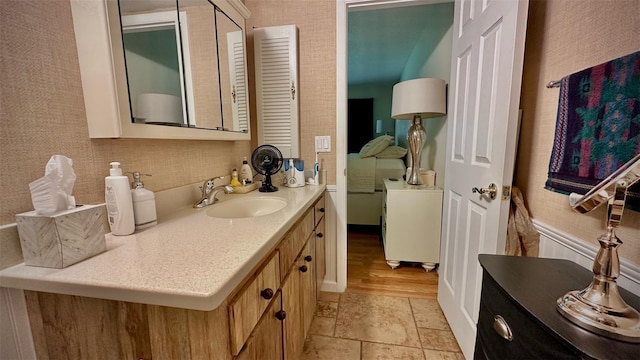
left=251, top=145, right=283, bottom=192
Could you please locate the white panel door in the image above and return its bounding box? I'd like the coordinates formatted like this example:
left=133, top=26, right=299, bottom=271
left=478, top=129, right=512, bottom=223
left=438, top=0, right=528, bottom=357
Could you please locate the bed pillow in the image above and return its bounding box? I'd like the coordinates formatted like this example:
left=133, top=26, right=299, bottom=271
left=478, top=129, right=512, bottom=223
left=359, top=135, right=394, bottom=158
left=376, top=146, right=407, bottom=159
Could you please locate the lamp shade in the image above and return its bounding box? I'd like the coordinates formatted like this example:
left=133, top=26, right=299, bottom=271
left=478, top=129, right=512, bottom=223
left=391, top=78, right=446, bottom=120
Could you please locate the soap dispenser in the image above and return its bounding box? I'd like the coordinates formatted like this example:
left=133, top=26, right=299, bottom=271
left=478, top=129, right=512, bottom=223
left=130, top=172, right=157, bottom=230
left=105, top=162, right=134, bottom=236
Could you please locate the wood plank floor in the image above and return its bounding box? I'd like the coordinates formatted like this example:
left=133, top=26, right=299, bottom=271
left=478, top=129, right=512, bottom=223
left=346, top=227, right=439, bottom=299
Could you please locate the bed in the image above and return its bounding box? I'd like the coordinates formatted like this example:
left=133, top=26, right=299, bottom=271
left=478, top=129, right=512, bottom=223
left=347, top=153, right=406, bottom=225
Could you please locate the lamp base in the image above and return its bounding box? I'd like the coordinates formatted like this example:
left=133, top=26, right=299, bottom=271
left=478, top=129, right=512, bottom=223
left=407, top=115, right=426, bottom=185
left=556, top=229, right=640, bottom=343
left=557, top=290, right=640, bottom=343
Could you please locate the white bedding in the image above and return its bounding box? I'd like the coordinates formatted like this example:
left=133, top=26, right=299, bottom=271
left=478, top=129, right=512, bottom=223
left=347, top=154, right=376, bottom=192
left=347, top=154, right=406, bottom=192
left=373, top=158, right=407, bottom=189
left=347, top=154, right=406, bottom=225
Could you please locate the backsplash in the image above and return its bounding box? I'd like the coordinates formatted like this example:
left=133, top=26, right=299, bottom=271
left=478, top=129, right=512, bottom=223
left=0, top=0, right=251, bottom=224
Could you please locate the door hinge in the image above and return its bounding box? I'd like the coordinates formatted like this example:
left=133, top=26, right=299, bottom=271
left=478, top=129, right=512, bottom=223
left=502, top=186, right=511, bottom=200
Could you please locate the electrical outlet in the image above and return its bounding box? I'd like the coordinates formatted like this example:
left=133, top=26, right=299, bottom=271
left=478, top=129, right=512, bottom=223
left=315, top=136, right=331, bottom=152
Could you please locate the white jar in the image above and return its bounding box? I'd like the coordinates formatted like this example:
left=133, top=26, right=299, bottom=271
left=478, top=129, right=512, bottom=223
left=130, top=172, right=157, bottom=230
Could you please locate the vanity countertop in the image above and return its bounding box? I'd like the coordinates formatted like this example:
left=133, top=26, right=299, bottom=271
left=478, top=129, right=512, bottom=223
left=0, top=185, right=326, bottom=311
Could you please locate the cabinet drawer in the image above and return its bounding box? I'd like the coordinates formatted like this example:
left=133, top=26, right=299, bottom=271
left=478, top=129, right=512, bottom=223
left=476, top=273, right=578, bottom=359
left=314, top=195, right=325, bottom=226
left=229, top=253, right=280, bottom=355
left=235, top=292, right=284, bottom=360
left=278, top=209, right=314, bottom=279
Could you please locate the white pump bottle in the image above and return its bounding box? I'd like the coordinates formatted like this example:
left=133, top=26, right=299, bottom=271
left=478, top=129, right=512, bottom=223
left=105, top=162, right=134, bottom=236
left=130, top=172, right=157, bottom=230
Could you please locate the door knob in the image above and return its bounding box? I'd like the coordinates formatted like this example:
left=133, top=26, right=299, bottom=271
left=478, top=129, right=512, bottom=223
left=472, top=183, right=498, bottom=199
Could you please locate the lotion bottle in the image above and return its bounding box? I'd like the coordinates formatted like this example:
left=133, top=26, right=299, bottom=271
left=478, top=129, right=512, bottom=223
left=130, top=172, right=157, bottom=230
left=105, top=162, right=134, bottom=236
left=240, top=157, right=253, bottom=184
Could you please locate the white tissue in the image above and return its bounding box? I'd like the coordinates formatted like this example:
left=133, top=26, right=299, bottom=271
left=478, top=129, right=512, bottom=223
left=29, top=155, right=76, bottom=215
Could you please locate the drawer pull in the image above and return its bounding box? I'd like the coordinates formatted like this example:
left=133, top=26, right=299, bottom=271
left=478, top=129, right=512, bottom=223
left=493, top=315, right=513, bottom=342
left=319, top=208, right=325, bottom=213
left=275, top=310, right=286, bottom=321
left=317, top=232, right=324, bottom=238
left=305, top=255, right=313, bottom=262
left=260, top=288, right=274, bottom=300
left=299, top=265, right=308, bottom=273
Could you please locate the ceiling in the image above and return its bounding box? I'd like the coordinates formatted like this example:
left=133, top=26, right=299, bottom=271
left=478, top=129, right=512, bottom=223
left=348, top=1, right=454, bottom=86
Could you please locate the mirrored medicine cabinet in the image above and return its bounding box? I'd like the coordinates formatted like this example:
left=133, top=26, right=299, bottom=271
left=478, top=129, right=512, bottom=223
left=70, top=0, right=251, bottom=140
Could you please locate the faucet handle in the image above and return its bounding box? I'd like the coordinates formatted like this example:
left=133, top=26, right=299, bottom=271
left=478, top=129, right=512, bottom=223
left=198, top=178, right=214, bottom=197
left=211, top=175, right=226, bottom=185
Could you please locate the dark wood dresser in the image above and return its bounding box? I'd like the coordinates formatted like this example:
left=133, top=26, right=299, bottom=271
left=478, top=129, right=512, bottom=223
left=475, top=255, right=640, bottom=359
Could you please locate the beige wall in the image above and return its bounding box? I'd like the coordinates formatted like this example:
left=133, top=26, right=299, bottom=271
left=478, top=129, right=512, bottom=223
left=244, top=0, right=336, bottom=184
left=5, top=0, right=634, bottom=266
left=0, top=0, right=336, bottom=226
left=0, top=0, right=251, bottom=224
left=517, top=0, right=640, bottom=264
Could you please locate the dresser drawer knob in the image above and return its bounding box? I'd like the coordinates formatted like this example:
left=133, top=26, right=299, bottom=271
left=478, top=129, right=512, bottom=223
left=260, top=288, right=274, bottom=300
left=305, top=255, right=313, bottom=262
left=493, top=315, right=513, bottom=341
left=319, top=208, right=325, bottom=213
left=316, top=232, right=324, bottom=238
left=299, top=265, right=308, bottom=273
left=275, top=310, right=287, bottom=321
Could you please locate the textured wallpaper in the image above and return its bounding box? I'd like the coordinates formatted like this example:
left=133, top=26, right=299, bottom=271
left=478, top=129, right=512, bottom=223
left=0, top=0, right=251, bottom=224
left=245, top=0, right=337, bottom=185
left=517, top=0, right=640, bottom=264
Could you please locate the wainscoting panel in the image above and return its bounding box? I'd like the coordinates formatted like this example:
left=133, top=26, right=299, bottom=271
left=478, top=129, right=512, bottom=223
left=534, top=219, right=640, bottom=296
left=0, top=287, right=35, bottom=359
left=320, top=185, right=339, bottom=292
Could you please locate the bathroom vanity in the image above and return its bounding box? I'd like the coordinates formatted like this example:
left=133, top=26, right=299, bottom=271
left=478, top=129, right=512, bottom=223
left=0, top=186, right=326, bottom=359
left=475, top=255, right=640, bottom=359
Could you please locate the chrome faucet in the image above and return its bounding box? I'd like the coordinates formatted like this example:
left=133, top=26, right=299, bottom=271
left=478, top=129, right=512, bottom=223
left=194, top=177, right=234, bottom=208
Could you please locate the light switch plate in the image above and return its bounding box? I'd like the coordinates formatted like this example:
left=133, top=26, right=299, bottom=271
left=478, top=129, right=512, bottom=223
left=315, top=136, right=331, bottom=152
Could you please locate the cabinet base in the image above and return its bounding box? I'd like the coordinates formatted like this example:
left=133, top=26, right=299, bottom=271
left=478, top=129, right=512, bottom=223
left=385, top=260, right=438, bottom=272
left=421, top=262, right=437, bottom=272
left=386, top=260, right=400, bottom=269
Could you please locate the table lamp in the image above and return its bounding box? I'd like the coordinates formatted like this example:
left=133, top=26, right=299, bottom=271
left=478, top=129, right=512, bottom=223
left=391, top=78, right=446, bottom=185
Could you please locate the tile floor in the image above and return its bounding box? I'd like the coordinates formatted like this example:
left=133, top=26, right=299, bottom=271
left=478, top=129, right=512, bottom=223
left=301, top=291, right=464, bottom=360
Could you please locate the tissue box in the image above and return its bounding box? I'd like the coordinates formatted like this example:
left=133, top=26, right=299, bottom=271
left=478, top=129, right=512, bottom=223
left=16, top=204, right=107, bottom=268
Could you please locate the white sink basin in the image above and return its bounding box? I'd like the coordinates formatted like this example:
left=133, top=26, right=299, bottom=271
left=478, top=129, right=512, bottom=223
left=206, top=196, right=288, bottom=219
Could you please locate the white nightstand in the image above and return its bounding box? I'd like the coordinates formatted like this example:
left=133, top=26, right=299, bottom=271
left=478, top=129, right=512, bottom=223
left=381, top=178, right=443, bottom=271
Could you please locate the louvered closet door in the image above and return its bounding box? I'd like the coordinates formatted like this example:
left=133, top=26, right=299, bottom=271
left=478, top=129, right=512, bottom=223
left=227, top=30, right=249, bottom=132
left=254, top=25, right=299, bottom=158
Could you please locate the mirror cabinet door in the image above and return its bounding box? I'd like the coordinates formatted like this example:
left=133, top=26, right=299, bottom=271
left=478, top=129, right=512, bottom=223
left=119, top=0, right=247, bottom=132
left=216, top=8, right=249, bottom=133
left=176, top=0, right=224, bottom=130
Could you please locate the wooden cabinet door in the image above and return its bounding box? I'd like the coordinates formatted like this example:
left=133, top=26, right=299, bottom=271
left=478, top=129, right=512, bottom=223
left=235, top=292, right=283, bottom=360
left=315, top=217, right=326, bottom=298
left=313, top=194, right=325, bottom=226
left=281, top=259, right=304, bottom=360
left=229, top=253, right=280, bottom=355
left=300, top=237, right=316, bottom=337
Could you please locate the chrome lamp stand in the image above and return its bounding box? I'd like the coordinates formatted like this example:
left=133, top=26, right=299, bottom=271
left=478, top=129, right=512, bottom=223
left=557, top=154, right=640, bottom=343
left=406, top=114, right=427, bottom=185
